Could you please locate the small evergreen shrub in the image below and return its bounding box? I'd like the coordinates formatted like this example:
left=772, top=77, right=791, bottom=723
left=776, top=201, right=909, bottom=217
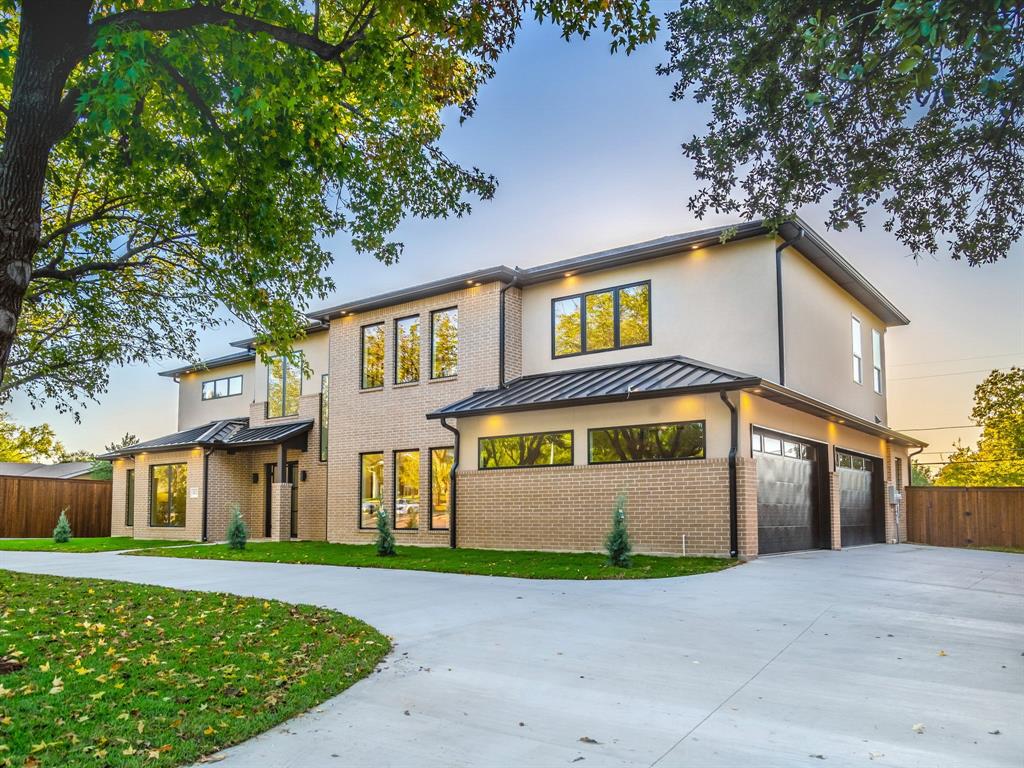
left=226, top=505, right=248, bottom=550
left=376, top=505, right=396, bottom=557
left=52, top=509, right=72, bottom=543
left=604, top=492, right=632, bottom=568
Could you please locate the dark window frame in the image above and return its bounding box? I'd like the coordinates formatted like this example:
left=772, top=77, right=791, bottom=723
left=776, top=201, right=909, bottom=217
left=266, top=353, right=303, bottom=419
left=392, top=448, right=421, bottom=531
left=125, top=468, right=135, bottom=527
left=550, top=280, right=652, bottom=360
left=429, top=306, right=459, bottom=380
left=201, top=374, right=244, bottom=401
left=148, top=462, right=187, bottom=528
left=360, top=322, right=385, bottom=390
left=393, top=314, right=421, bottom=385
left=587, top=419, right=706, bottom=465
left=428, top=445, right=454, bottom=531
left=319, top=373, right=329, bottom=462
left=358, top=450, right=384, bottom=530
left=477, top=430, right=575, bottom=470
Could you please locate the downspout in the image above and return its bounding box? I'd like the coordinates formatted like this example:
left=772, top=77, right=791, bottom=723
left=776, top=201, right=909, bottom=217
left=907, top=446, right=924, bottom=486
left=775, top=226, right=805, bottom=386
left=201, top=447, right=214, bottom=542
left=440, top=417, right=461, bottom=549
left=719, top=390, right=739, bottom=559
left=498, top=277, right=519, bottom=388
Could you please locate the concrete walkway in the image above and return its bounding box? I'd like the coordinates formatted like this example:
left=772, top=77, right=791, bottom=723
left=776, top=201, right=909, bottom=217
left=1, top=544, right=1021, bottom=768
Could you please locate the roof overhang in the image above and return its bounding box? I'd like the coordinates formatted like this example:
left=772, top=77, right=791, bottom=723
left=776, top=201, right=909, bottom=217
left=229, top=321, right=330, bottom=350
left=158, top=350, right=256, bottom=378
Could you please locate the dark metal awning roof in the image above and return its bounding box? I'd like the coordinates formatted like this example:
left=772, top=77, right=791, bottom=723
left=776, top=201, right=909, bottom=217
left=428, top=356, right=761, bottom=419
left=98, top=418, right=314, bottom=458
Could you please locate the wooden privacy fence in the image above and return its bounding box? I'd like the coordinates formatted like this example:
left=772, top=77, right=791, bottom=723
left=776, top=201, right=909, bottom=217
left=905, top=486, right=1024, bottom=549
left=0, top=476, right=111, bottom=538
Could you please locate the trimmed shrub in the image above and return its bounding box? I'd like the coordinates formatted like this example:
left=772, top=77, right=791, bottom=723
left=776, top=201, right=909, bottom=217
left=376, top=505, right=396, bottom=557
left=52, top=509, right=72, bottom=543
left=227, top=505, right=248, bottom=550
left=604, top=492, right=632, bottom=568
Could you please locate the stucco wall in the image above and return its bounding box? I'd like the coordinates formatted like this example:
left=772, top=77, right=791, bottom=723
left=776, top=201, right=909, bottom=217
left=780, top=244, right=889, bottom=424
left=176, top=360, right=255, bottom=430
left=250, top=331, right=330, bottom=406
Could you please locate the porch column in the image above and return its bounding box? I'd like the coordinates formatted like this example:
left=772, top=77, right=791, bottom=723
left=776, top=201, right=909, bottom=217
left=269, top=482, right=291, bottom=542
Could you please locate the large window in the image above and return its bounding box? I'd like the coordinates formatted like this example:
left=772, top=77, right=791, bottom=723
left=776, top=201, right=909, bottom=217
left=429, top=447, right=454, bottom=530
left=478, top=431, right=573, bottom=469
left=361, top=323, right=385, bottom=389
left=431, top=307, right=458, bottom=379
left=319, top=374, right=329, bottom=462
left=851, top=317, right=863, bottom=384
left=125, top=468, right=134, bottom=527
left=589, top=421, right=705, bottom=464
left=553, top=281, right=650, bottom=358
left=395, top=315, right=421, bottom=384
left=872, top=329, right=883, bottom=394
left=150, top=463, right=186, bottom=527
left=359, top=452, right=384, bottom=529
left=267, top=354, right=302, bottom=418
left=202, top=374, right=242, bottom=400
left=394, top=449, right=420, bottom=529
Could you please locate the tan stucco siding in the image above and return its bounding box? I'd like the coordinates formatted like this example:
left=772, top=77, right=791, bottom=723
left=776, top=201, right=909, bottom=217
left=176, top=360, right=255, bottom=430
left=457, top=393, right=733, bottom=466
left=520, top=237, right=779, bottom=380
left=780, top=244, right=888, bottom=424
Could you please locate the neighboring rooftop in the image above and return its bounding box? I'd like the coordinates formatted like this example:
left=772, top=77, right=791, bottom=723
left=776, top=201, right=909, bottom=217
left=0, top=462, right=96, bottom=480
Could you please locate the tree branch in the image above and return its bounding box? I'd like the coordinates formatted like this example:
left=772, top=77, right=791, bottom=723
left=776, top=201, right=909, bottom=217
left=149, top=50, right=222, bottom=134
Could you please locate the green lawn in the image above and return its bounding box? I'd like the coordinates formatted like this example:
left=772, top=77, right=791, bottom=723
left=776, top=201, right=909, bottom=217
left=0, top=537, right=184, bottom=553
left=0, top=570, right=388, bottom=768
left=977, top=545, right=1024, bottom=555
left=132, top=541, right=737, bottom=579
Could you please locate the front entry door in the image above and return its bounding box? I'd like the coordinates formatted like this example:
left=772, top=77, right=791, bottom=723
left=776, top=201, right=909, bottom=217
left=264, top=462, right=299, bottom=538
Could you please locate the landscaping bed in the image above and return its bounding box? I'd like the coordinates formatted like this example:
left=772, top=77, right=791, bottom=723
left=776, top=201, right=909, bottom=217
left=0, top=571, right=389, bottom=767
left=0, top=538, right=183, bottom=554
left=130, top=541, right=737, bottom=580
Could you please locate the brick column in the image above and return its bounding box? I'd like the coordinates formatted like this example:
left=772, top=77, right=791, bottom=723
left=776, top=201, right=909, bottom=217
left=269, top=483, right=291, bottom=542
left=828, top=472, right=842, bottom=550
left=736, top=457, right=759, bottom=559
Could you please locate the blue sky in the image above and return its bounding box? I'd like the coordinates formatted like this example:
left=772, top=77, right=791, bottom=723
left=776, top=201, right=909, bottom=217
left=8, top=17, right=1023, bottom=465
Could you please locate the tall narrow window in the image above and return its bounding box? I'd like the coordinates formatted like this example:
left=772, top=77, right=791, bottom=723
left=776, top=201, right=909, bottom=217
left=268, top=354, right=302, bottom=418
left=359, top=452, right=384, bottom=529
left=872, top=329, right=883, bottom=394
left=361, top=323, right=385, bottom=389
left=319, top=374, right=329, bottom=462
left=395, top=315, right=420, bottom=384
left=125, top=468, right=135, bottom=527
left=851, top=317, right=863, bottom=384
left=552, top=281, right=650, bottom=358
left=430, top=447, right=454, bottom=530
left=394, top=450, right=420, bottom=529
left=895, top=457, right=903, bottom=491
left=150, top=463, right=186, bottom=527
left=431, top=307, right=458, bottom=379
left=478, top=431, right=573, bottom=469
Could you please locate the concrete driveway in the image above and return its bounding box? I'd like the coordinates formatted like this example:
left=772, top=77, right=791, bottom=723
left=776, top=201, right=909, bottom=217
left=1, top=545, right=1021, bottom=768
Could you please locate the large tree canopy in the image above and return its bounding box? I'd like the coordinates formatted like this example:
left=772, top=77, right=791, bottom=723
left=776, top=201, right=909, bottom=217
left=660, top=0, right=1022, bottom=265
left=0, top=1, right=657, bottom=416
left=937, top=367, right=1024, bottom=486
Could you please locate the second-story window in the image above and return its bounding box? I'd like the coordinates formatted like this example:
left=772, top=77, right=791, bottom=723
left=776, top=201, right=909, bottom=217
left=268, top=354, right=302, bottom=418
left=395, top=315, right=420, bottom=384
left=553, top=281, right=650, bottom=358
left=431, top=307, right=458, bottom=379
left=361, top=322, right=385, bottom=389
left=872, top=329, right=883, bottom=394
left=202, top=374, right=242, bottom=400
left=851, top=317, right=863, bottom=384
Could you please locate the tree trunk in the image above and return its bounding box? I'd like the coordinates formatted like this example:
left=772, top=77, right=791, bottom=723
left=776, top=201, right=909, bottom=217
left=0, top=1, right=90, bottom=386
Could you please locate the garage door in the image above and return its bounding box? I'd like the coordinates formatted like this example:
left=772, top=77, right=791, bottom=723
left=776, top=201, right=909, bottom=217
left=753, top=430, right=821, bottom=554
left=837, top=451, right=883, bottom=546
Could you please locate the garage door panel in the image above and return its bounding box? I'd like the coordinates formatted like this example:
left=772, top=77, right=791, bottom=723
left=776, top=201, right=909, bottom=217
left=755, top=432, right=820, bottom=555
left=837, top=451, right=884, bottom=546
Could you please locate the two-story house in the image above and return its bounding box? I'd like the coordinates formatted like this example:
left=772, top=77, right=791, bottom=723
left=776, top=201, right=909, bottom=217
left=103, top=218, right=926, bottom=558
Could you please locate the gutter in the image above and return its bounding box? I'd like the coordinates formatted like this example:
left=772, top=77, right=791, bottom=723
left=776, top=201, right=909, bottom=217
left=907, top=446, right=924, bottom=486
left=719, top=390, right=740, bottom=559
left=439, top=417, right=461, bottom=549
left=774, top=225, right=805, bottom=386
left=201, top=447, right=214, bottom=542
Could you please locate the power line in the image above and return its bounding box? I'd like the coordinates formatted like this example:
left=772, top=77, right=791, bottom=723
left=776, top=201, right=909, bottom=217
left=890, top=352, right=1023, bottom=368
left=888, top=368, right=1011, bottom=382
left=915, top=458, right=1024, bottom=465
left=895, top=425, right=979, bottom=431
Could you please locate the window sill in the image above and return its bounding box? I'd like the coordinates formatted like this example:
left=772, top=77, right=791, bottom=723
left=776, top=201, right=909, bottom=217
left=393, top=381, right=420, bottom=389
left=359, top=387, right=384, bottom=394
left=428, top=376, right=457, bottom=384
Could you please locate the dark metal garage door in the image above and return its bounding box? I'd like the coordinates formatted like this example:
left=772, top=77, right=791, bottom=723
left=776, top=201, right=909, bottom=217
left=837, top=451, right=884, bottom=546
left=753, top=429, right=821, bottom=554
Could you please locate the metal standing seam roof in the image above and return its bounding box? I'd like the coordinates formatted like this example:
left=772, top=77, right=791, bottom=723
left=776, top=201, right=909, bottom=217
left=428, top=356, right=762, bottom=419
left=98, top=418, right=314, bottom=458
